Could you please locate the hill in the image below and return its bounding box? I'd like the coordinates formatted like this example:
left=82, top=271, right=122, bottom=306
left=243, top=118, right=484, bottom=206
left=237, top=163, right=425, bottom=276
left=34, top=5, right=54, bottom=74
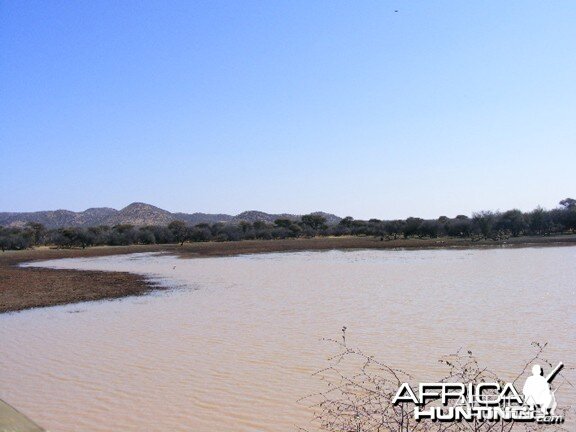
left=0, top=203, right=341, bottom=228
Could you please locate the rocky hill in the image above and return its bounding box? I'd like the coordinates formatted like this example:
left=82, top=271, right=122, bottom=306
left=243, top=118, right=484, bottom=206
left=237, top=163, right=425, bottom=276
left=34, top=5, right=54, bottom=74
left=0, top=208, right=118, bottom=228
left=173, top=212, right=234, bottom=225
left=231, top=211, right=298, bottom=224
left=103, top=203, right=174, bottom=227
left=0, top=203, right=341, bottom=228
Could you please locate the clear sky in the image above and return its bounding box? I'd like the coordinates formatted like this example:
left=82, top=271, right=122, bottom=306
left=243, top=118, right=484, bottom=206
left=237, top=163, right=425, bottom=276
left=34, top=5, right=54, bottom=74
left=1, top=1, right=575, bottom=219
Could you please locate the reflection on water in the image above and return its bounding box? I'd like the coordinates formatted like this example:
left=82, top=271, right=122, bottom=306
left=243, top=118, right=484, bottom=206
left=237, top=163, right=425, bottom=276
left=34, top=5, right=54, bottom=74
left=1, top=247, right=575, bottom=431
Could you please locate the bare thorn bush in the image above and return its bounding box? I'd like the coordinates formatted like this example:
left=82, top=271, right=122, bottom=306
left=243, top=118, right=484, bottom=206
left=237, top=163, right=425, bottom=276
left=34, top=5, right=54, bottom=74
left=299, top=332, right=573, bottom=432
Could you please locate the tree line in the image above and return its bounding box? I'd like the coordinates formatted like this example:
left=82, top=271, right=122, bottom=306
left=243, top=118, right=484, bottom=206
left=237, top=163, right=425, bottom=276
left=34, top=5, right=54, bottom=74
left=1, top=198, right=575, bottom=251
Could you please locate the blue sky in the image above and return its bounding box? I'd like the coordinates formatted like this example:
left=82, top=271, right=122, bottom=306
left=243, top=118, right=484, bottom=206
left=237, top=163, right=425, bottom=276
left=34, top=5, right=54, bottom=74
left=1, top=1, right=575, bottom=219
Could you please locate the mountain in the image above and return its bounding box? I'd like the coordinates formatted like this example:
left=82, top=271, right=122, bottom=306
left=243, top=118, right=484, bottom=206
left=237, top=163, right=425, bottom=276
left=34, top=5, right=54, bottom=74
left=0, top=203, right=341, bottom=228
left=0, top=208, right=118, bottom=228
left=77, top=207, right=118, bottom=225
left=103, top=202, right=174, bottom=226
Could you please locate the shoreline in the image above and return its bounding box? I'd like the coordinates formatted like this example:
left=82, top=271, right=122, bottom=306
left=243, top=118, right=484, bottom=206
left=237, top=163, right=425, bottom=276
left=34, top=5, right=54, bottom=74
left=2, top=235, right=576, bottom=314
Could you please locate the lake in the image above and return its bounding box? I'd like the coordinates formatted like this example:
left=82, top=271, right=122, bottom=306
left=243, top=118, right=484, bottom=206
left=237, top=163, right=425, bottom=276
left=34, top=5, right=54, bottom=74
left=1, top=246, right=575, bottom=431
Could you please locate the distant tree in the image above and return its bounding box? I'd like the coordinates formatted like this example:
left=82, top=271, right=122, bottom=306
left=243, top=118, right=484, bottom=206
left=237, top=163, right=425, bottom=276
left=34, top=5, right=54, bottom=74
left=559, top=198, right=576, bottom=209
left=75, top=228, right=94, bottom=248
left=239, top=221, right=252, bottom=233
left=301, top=214, right=327, bottom=231
left=138, top=227, right=156, bottom=244
left=154, top=226, right=175, bottom=243
left=220, top=224, right=243, bottom=241
left=168, top=220, right=188, bottom=245
left=253, top=221, right=268, bottom=231
left=497, top=209, right=526, bottom=237
left=210, top=222, right=225, bottom=237
left=189, top=226, right=212, bottom=242
left=51, top=228, right=93, bottom=249
left=25, top=222, right=46, bottom=245
left=446, top=218, right=473, bottom=238
left=339, top=216, right=354, bottom=228
left=274, top=218, right=292, bottom=228
left=271, top=227, right=291, bottom=239
left=113, top=224, right=134, bottom=234
left=472, top=211, right=496, bottom=239
left=528, top=206, right=550, bottom=235
left=384, top=220, right=404, bottom=240
left=110, top=224, right=137, bottom=245
left=328, top=224, right=351, bottom=237
left=6, top=230, right=33, bottom=250
left=403, top=217, right=423, bottom=238
left=0, top=227, right=10, bottom=251
left=418, top=220, right=440, bottom=238
left=345, top=220, right=367, bottom=236
left=549, top=208, right=569, bottom=233
left=557, top=198, right=576, bottom=232
left=288, top=223, right=302, bottom=236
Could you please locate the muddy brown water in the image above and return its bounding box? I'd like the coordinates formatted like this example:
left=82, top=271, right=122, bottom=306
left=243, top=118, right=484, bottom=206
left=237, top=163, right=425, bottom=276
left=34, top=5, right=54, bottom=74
left=1, top=247, right=575, bottom=431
